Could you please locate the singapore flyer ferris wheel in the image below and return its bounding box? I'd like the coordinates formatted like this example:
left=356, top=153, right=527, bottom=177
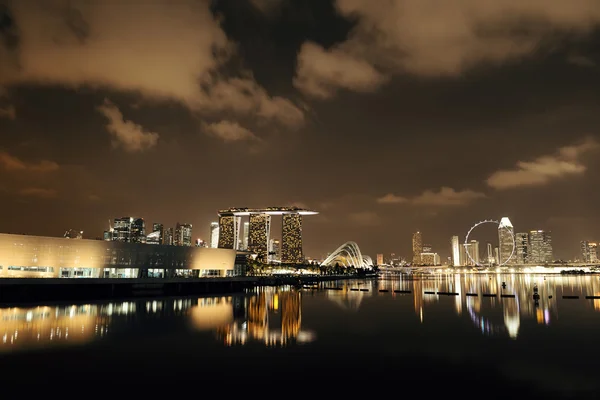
left=464, top=219, right=516, bottom=267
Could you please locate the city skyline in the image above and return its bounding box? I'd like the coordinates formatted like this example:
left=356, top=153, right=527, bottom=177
left=1, top=1, right=600, bottom=260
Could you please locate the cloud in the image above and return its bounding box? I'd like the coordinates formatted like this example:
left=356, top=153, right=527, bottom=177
left=412, top=187, right=486, bottom=206
left=348, top=211, right=381, bottom=226
left=378, top=187, right=485, bottom=206
left=294, top=42, right=388, bottom=98
left=376, top=193, right=408, bottom=204
left=295, top=0, right=600, bottom=98
left=202, top=120, right=259, bottom=142
left=18, top=187, right=57, bottom=198
left=0, top=151, right=59, bottom=172
left=0, top=105, right=15, bottom=120
left=0, top=1, right=303, bottom=130
left=486, top=138, right=598, bottom=190
left=97, top=99, right=159, bottom=152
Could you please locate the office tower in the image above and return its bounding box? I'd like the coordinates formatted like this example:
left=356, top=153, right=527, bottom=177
left=112, top=217, right=145, bottom=243
left=528, top=230, right=553, bottom=264
left=209, top=222, right=219, bottom=249
left=486, top=243, right=494, bottom=265
left=498, top=217, right=515, bottom=265
left=412, top=231, right=423, bottom=264
left=164, top=227, right=173, bottom=245
left=281, top=213, right=303, bottom=264
left=103, top=231, right=112, bottom=241
left=269, top=238, right=281, bottom=263
left=451, top=236, right=460, bottom=266
left=515, top=232, right=529, bottom=264
left=376, top=254, right=384, bottom=265
left=494, top=247, right=500, bottom=265
left=152, top=223, right=164, bottom=244
left=581, top=241, right=598, bottom=263
left=422, top=244, right=432, bottom=253
left=248, top=213, right=271, bottom=263
left=469, top=240, right=480, bottom=265
left=174, top=223, right=193, bottom=247
left=242, top=222, right=249, bottom=250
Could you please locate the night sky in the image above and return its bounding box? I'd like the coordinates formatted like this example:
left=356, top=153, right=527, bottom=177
left=1, top=0, right=600, bottom=261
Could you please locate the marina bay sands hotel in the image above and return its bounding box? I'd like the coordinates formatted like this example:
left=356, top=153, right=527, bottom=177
left=217, top=207, right=318, bottom=264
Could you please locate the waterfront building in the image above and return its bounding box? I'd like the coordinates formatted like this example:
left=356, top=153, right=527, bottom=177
left=209, top=222, right=219, bottom=249
left=498, top=217, right=516, bottom=265
left=249, top=213, right=271, bottom=264
left=494, top=247, right=500, bottom=265
left=420, top=252, right=440, bottom=266
left=515, top=232, right=529, bottom=264
left=281, top=213, right=302, bottom=264
left=0, top=233, right=237, bottom=278
left=451, top=236, right=460, bottom=266
left=174, top=223, right=193, bottom=247
left=529, top=230, right=553, bottom=264
left=218, top=215, right=241, bottom=249
left=376, top=254, right=384, bottom=266
left=412, top=232, right=423, bottom=265
left=486, top=243, right=494, bottom=265
left=217, top=207, right=317, bottom=264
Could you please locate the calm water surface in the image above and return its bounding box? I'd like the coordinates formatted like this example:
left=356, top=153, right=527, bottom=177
left=2, top=274, right=600, bottom=397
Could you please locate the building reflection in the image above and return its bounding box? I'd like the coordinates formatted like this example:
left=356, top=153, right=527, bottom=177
left=216, top=286, right=315, bottom=347
left=376, top=273, right=600, bottom=340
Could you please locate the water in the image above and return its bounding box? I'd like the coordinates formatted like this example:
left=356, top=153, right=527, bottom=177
left=1, top=274, right=600, bottom=397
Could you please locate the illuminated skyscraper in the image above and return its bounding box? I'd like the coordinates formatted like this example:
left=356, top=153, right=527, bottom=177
left=498, top=217, right=515, bottom=265
left=209, top=222, right=219, bottom=249
left=376, top=254, right=384, bottom=265
left=152, top=223, right=164, bottom=244
left=412, top=232, right=423, bottom=264
left=581, top=241, right=598, bottom=263
left=242, top=222, right=249, bottom=250
left=248, top=213, right=271, bottom=263
left=281, top=213, right=303, bottom=264
left=528, top=230, right=553, bottom=264
left=451, top=236, right=460, bottom=266
left=218, top=215, right=241, bottom=249
left=486, top=242, right=494, bottom=265
left=515, top=232, right=529, bottom=264
left=112, top=217, right=145, bottom=243
left=174, top=223, right=193, bottom=247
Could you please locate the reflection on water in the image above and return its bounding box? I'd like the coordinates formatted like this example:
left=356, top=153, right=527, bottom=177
left=2, top=274, right=600, bottom=353
left=0, top=286, right=313, bottom=353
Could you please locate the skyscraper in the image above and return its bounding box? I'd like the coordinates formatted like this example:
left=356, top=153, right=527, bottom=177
left=451, top=236, right=460, bottom=266
left=376, top=254, right=384, bottom=265
left=209, top=222, right=219, bottom=249
left=248, top=213, right=271, bottom=263
left=528, top=230, right=553, bottom=264
left=152, top=223, right=164, bottom=244
left=515, top=232, right=529, bottom=264
left=112, top=217, right=145, bottom=243
left=498, top=217, right=515, bottom=265
left=218, top=215, right=241, bottom=249
left=281, top=213, right=303, bottom=264
left=581, top=241, right=598, bottom=263
left=164, top=227, right=173, bottom=245
left=412, top=231, right=423, bottom=265
left=486, top=242, right=494, bottom=265
left=174, top=223, right=193, bottom=247
left=242, top=222, right=249, bottom=250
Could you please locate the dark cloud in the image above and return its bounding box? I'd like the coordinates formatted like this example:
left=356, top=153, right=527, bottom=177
left=0, top=0, right=599, bottom=260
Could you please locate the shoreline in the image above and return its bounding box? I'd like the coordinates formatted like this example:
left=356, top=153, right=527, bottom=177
left=0, top=274, right=376, bottom=304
